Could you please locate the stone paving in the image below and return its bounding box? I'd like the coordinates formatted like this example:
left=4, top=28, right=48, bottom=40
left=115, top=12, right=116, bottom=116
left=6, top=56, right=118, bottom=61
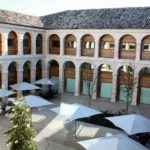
left=0, top=94, right=150, bottom=150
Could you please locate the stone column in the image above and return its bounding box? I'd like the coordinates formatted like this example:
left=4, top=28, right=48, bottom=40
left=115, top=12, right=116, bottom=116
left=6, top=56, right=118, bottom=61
left=94, top=37, right=99, bottom=59
left=32, top=33, right=37, bottom=56
left=92, top=66, right=98, bottom=100
left=76, top=36, right=81, bottom=58
left=59, top=62, right=64, bottom=95
left=42, top=60, right=48, bottom=78
left=131, top=69, right=139, bottom=105
left=114, top=36, right=120, bottom=59
left=18, top=32, right=24, bottom=56
left=111, top=67, right=118, bottom=103
left=136, top=37, right=142, bottom=61
left=1, top=70, right=8, bottom=89
left=31, top=62, right=36, bottom=82
left=2, top=32, right=8, bottom=56
left=74, top=64, right=80, bottom=96
left=42, top=33, right=48, bottom=56
left=60, top=36, right=64, bottom=57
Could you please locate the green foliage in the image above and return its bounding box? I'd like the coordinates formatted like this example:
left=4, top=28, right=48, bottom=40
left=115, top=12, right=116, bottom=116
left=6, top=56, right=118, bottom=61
left=5, top=99, right=37, bottom=150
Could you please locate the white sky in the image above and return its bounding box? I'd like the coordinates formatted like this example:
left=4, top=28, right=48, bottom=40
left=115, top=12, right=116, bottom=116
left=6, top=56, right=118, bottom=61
left=0, top=0, right=150, bottom=16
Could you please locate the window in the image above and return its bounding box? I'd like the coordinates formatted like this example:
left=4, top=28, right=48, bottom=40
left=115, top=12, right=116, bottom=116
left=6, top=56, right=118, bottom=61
left=52, top=40, right=60, bottom=47
left=23, top=39, right=30, bottom=48
left=85, top=42, right=90, bottom=49
left=144, top=44, right=150, bottom=51
left=90, top=42, right=95, bottom=49
left=8, top=39, right=14, bottom=48
left=129, top=43, right=136, bottom=50
left=121, top=43, right=126, bottom=50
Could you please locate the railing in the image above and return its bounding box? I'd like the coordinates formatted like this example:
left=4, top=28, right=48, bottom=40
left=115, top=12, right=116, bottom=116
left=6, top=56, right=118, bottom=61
left=81, top=48, right=94, bottom=57
left=141, top=51, right=150, bottom=60
left=64, top=48, right=76, bottom=56
left=119, top=50, right=136, bottom=59
left=99, top=49, right=114, bottom=58
left=49, top=48, right=60, bottom=55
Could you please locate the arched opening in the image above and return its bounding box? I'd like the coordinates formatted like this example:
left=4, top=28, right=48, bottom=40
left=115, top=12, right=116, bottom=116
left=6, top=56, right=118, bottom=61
left=99, top=34, right=114, bottom=58
left=119, top=35, right=136, bottom=59
left=80, top=63, right=93, bottom=95
left=23, top=61, right=31, bottom=83
left=49, top=34, right=60, bottom=54
left=8, top=62, right=17, bottom=87
left=8, top=31, right=18, bottom=55
left=64, top=61, right=75, bottom=93
left=0, top=34, right=2, bottom=55
left=23, top=32, right=31, bottom=54
left=64, top=34, right=76, bottom=55
left=36, top=34, right=43, bottom=54
left=97, top=64, right=112, bottom=100
left=138, top=67, right=150, bottom=104
left=49, top=60, right=59, bottom=91
left=81, top=34, right=95, bottom=57
left=141, top=36, right=150, bottom=60
left=36, top=60, right=42, bottom=80
left=117, top=65, right=134, bottom=103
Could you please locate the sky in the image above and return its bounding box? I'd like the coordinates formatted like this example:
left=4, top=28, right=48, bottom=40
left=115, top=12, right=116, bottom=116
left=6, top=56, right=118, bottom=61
left=0, top=0, right=150, bottom=16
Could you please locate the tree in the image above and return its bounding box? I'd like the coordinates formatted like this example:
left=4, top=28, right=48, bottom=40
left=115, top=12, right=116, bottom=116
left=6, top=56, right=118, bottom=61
left=5, top=98, right=37, bottom=150
left=119, top=65, right=136, bottom=113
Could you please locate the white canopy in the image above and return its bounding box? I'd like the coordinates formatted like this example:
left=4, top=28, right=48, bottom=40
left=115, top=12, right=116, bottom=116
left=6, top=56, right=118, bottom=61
left=106, top=114, right=150, bottom=135
left=78, top=134, right=148, bottom=150
left=24, top=95, right=54, bottom=108
left=0, top=89, right=15, bottom=97
left=10, top=82, right=40, bottom=91
left=9, top=95, right=54, bottom=108
left=35, top=78, right=54, bottom=85
left=50, top=103, right=101, bottom=121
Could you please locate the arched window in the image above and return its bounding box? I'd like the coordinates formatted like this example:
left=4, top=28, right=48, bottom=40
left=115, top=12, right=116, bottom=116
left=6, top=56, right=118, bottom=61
left=64, top=34, right=76, bottom=55
left=8, top=62, right=17, bottom=87
left=49, top=34, right=60, bottom=54
left=99, top=34, right=114, bottom=58
left=141, top=35, right=150, bottom=60
left=64, top=61, right=75, bottom=93
left=36, top=60, right=42, bottom=80
left=36, top=34, right=43, bottom=54
left=23, top=32, right=31, bottom=54
left=81, top=34, right=95, bottom=57
left=8, top=31, right=18, bottom=55
left=119, top=35, right=136, bottom=59
left=23, top=61, right=31, bottom=82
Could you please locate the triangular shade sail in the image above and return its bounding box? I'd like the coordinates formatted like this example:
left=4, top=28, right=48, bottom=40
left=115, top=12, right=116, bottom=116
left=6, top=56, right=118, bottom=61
left=10, top=82, right=40, bottom=91
left=50, top=103, right=101, bottom=121
left=0, top=89, right=15, bottom=97
left=78, top=134, right=148, bottom=150
left=35, top=78, right=55, bottom=85
left=106, top=114, right=150, bottom=135
left=9, top=95, right=54, bottom=108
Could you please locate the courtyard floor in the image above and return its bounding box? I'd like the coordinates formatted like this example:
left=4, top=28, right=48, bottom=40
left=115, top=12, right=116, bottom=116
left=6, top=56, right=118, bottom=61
left=0, top=93, right=150, bottom=150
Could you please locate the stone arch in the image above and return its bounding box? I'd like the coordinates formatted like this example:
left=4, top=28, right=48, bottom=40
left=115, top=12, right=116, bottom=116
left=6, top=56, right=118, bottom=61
left=97, top=64, right=112, bottom=100
left=36, top=34, right=43, bottom=54
left=64, top=34, right=76, bottom=55
left=8, top=31, right=18, bottom=55
left=141, top=35, right=150, bottom=60
left=81, top=34, right=95, bottom=57
left=64, top=61, right=75, bottom=93
left=138, top=67, right=150, bottom=104
left=99, top=34, right=114, bottom=58
left=23, top=61, right=31, bottom=82
left=117, top=65, right=134, bottom=103
left=23, top=32, right=31, bottom=54
left=49, top=34, right=60, bottom=54
left=8, top=61, right=18, bottom=87
left=36, top=60, right=42, bottom=80
left=119, top=34, right=136, bottom=59
left=80, top=62, right=93, bottom=95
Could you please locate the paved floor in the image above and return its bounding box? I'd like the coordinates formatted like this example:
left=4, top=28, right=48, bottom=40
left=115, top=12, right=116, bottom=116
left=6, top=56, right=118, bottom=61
left=54, top=93, right=150, bottom=118
left=0, top=94, right=150, bottom=150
